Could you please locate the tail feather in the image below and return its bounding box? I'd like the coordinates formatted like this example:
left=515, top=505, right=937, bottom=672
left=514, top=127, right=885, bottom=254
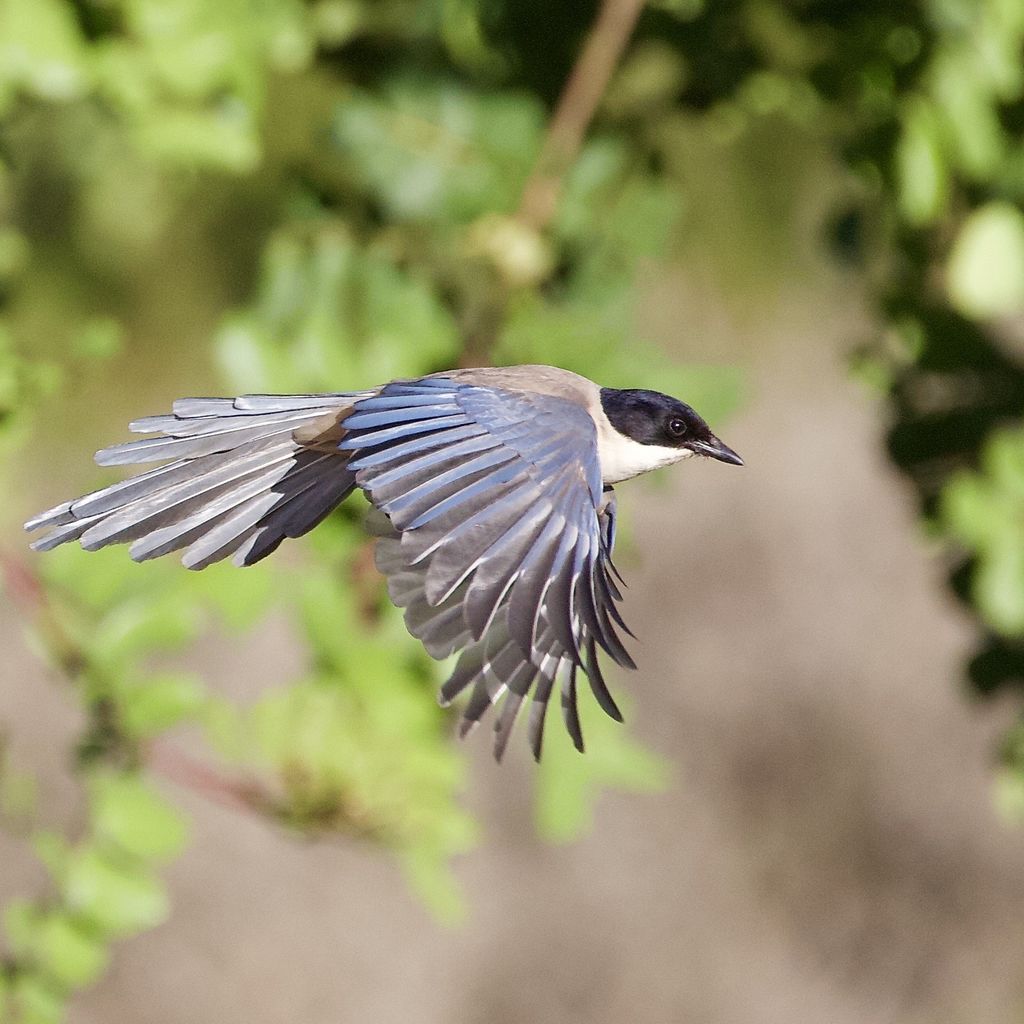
left=122, top=458, right=299, bottom=561
left=127, top=410, right=311, bottom=437
left=72, top=441, right=275, bottom=520
left=172, top=397, right=241, bottom=417
left=25, top=392, right=368, bottom=567
left=96, top=411, right=337, bottom=466
left=72, top=458, right=201, bottom=519
left=80, top=441, right=296, bottom=551
left=184, top=453, right=356, bottom=570
left=24, top=500, right=76, bottom=532
left=271, top=467, right=357, bottom=539
left=166, top=491, right=285, bottom=568
left=233, top=394, right=357, bottom=413
left=29, top=510, right=107, bottom=552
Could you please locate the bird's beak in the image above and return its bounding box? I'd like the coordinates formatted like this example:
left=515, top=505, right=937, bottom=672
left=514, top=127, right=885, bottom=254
left=696, top=435, right=744, bottom=466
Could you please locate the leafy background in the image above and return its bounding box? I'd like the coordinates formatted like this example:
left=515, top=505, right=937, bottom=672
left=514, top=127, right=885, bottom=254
left=1, top=1, right=1024, bottom=1022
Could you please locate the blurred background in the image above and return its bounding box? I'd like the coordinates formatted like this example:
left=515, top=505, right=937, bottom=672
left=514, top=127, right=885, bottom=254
left=2, top=1, right=1024, bottom=1021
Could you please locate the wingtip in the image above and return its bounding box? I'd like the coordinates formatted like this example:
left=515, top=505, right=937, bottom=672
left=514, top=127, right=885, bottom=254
left=599, top=684, right=625, bottom=723
left=94, top=446, right=127, bottom=467
left=23, top=503, right=73, bottom=533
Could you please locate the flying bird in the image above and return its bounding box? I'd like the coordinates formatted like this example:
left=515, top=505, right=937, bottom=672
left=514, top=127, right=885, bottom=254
left=25, top=365, right=742, bottom=760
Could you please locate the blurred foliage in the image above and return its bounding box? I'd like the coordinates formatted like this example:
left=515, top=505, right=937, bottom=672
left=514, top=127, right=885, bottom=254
left=3, top=0, right=1024, bottom=1017
left=803, top=1, right=1024, bottom=805
left=629, top=0, right=1024, bottom=829
left=808, top=1, right=1024, bottom=760
left=943, top=428, right=1024, bottom=638
left=0, top=1, right=741, bottom=1019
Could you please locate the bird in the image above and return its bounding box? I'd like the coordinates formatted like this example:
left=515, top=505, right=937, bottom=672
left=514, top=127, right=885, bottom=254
left=25, top=364, right=742, bottom=760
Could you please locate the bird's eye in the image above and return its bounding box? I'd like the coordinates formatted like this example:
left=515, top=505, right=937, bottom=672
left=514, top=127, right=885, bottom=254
left=667, top=417, right=688, bottom=438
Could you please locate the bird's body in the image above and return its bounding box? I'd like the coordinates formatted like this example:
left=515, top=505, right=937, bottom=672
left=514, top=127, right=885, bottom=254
left=26, top=364, right=741, bottom=759
left=426, top=366, right=703, bottom=483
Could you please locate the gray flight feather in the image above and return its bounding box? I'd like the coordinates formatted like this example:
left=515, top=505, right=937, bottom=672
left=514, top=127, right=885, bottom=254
left=343, top=377, right=632, bottom=758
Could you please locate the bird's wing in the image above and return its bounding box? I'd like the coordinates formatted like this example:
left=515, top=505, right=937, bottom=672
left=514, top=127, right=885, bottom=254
left=342, top=377, right=634, bottom=759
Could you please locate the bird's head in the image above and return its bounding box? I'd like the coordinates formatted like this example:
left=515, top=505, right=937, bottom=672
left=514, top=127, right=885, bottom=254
left=598, top=387, right=743, bottom=479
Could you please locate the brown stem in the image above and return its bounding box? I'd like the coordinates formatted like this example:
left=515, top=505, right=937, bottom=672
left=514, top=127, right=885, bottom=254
left=147, top=742, right=275, bottom=817
left=350, top=539, right=384, bottom=626
left=0, top=546, right=87, bottom=676
left=0, top=547, right=45, bottom=617
left=517, top=0, right=646, bottom=231
left=461, top=0, right=644, bottom=366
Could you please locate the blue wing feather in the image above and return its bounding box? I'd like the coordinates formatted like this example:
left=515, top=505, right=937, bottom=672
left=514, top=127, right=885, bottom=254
left=359, top=432, right=502, bottom=489
left=337, top=413, right=468, bottom=449
left=345, top=423, right=486, bottom=470
left=345, top=376, right=632, bottom=759
left=339, top=402, right=460, bottom=430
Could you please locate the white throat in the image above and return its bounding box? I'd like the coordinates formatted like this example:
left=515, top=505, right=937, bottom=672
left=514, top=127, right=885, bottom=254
left=596, top=423, right=693, bottom=484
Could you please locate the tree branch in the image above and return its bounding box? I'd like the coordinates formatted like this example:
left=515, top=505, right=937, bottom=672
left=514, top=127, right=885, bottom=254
left=146, top=742, right=275, bottom=817
left=517, top=0, right=646, bottom=231
left=459, top=0, right=644, bottom=367
left=0, top=546, right=45, bottom=617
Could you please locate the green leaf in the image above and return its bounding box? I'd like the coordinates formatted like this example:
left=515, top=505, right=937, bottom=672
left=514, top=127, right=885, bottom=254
left=4, top=899, right=39, bottom=957
left=556, top=138, right=630, bottom=242
left=0, top=762, right=38, bottom=823
left=974, top=535, right=1024, bottom=635
left=399, top=845, right=466, bottom=925
left=0, top=0, right=90, bottom=102
left=947, top=202, right=1024, bottom=318
left=92, top=594, right=200, bottom=664
left=931, top=50, right=1005, bottom=179
left=356, top=251, right=461, bottom=381
left=942, top=474, right=994, bottom=549
left=942, top=427, right=1024, bottom=637
left=64, top=847, right=170, bottom=936
left=215, top=316, right=287, bottom=394
left=35, top=911, right=109, bottom=989
left=0, top=226, right=30, bottom=281
left=120, top=673, right=206, bottom=738
left=186, top=559, right=274, bottom=630
left=90, top=773, right=189, bottom=861
left=216, top=227, right=460, bottom=395
left=333, top=80, right=544, bottom=223
left=604, top=40, right=688, bottom=119
left=133, top=106, right=261, bottom=174
left=72, top=318, right=124, bottom=362
left=32, top=831, right=71, bottom=882
left=200, top=695, right=251, bottom=762
left=43, top=546, right=181, bottom=619
left=8, top=974, right=65, bottom=1024
left=995, top=768, right=1024, bottom=824
left=535, top=697, right=670, bottom=843
left=896, top=98, right=949, bottom=227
